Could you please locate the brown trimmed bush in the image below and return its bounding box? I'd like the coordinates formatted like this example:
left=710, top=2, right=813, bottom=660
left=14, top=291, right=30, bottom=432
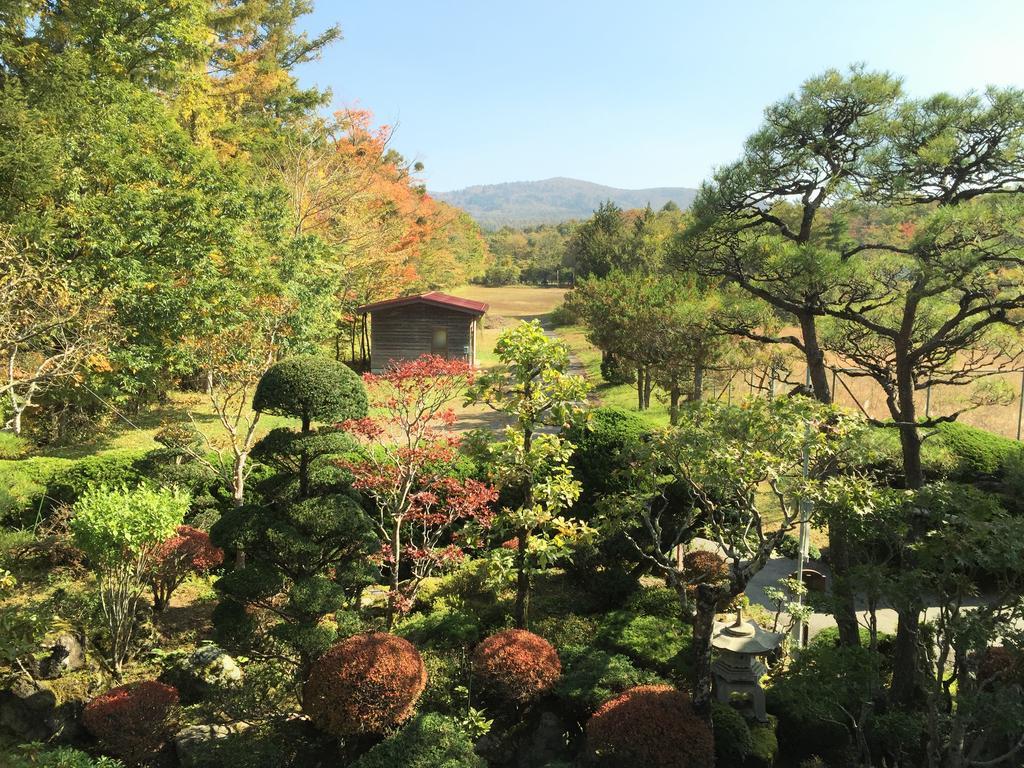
left=586, top=685, right=714, bottom=768
left=472, top=629, right=561, bottom=704
left=303, top=632, right=427, bottom=736
left=82, top=680, right=179, bottom=764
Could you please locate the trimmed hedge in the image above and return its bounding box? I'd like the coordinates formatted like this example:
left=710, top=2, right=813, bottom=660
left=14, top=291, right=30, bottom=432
left=711, top=703, right=754, bottom=764
left=351, top=713, right=485, bottom=768
left=82, top=680, right=179, bottom=764
left=472, top=629, right=561, bottom=704
left=936, top=421, right=1024, bottom=479
left=555, top=648, right=665, bottom=716
left=586, top=685, right=714, bottom=768
left=253, top=355, right=368, bottom=428
left=596, top=611, right=694, bottom=679
left=303, top=632, right=426, bottom=736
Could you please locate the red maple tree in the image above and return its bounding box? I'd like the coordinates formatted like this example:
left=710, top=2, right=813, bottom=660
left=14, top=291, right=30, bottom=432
left=340, top=355, right=496, bottom=626
left=147, top=525, right=224, bottom=612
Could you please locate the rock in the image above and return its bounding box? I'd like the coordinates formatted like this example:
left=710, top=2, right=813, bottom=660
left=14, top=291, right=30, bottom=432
left=161, top=645, right=243, bottom=703
left=174, top=723, right=247, bottom=768
left=38, top=633, right=86, bottom=679
left=0, top=675, right=57, bottom=742
left=516, top=710, right=570, bottom=768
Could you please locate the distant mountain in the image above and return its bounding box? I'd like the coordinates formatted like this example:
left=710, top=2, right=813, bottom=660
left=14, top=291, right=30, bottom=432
left=433, top=177, right=699, bottom=228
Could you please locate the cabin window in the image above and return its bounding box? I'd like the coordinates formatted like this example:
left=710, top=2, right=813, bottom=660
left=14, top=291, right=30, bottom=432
left=431, top=327, right=448, bottom=356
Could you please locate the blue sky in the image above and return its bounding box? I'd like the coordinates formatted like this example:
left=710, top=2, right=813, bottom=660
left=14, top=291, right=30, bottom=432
left=294, top=1, right=1024, bottom=192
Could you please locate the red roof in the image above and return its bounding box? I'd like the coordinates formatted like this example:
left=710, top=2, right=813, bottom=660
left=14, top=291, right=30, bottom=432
left=357, top=291, right=488, bottom=316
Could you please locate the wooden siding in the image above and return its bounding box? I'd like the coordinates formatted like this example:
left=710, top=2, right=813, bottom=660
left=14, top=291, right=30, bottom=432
left=368, top=304, right=478, bottom=372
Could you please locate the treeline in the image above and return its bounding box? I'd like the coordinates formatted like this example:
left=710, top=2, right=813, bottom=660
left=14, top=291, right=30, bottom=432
left=0, top=1, right=489, bottom=443
left=478, top=200, right=685, bottom=285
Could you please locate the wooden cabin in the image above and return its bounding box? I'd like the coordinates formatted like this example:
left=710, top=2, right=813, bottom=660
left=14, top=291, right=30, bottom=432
left=357, top=292, right=489, bottom=373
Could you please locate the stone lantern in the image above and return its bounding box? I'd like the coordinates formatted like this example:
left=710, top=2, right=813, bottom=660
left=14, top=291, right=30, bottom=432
left=711, top=610, right=784, bottom=722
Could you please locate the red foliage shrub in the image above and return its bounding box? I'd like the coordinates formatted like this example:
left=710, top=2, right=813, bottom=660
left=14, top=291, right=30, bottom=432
left=82, top=680, right=179, bottom=764
left=303, top=632, right=427, bottom=736
left=472, top=629, right=561, bottom=703
left=148, top=525, right=224, bottom=611
left=586, top=685, right=714, bottom=768
left=979, top=645, right=1024, bottom=688
left=683, top=550, right=728, bottom=581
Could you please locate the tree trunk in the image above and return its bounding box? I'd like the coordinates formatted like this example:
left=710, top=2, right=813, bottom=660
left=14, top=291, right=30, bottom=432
left=637, top=366, right=645, bottom=410
left=11, top=408, right=22, bottom=435
left=890, top=357, right=925, bottom=705
left=798, top=312, right=861, bottom=646
left=691, top=585, right=719, bottom=716
left=513, top=527, right=530, bottom=629
left=232, top=454, right=246, bottom=507
left=386, top=520, right=402, bottom=631
left=692, top=363, right=704, bottom=402
left=669, top=377, right=681, bottom=426
left=643, top=368, right=653, bottom=409
left=299, top=416, right=311, bottom=498
left=828, top=516, right=861, bottom=647
left=799, top=313, right=832, bottom=403
left=515, top=427, right=534, bottom=629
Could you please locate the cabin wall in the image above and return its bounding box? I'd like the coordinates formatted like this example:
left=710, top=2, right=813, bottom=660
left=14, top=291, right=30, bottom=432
left=368, top=305, right=477, bottom=372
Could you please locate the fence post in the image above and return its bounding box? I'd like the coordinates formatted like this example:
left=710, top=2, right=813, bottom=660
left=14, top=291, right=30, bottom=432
left=925, top=384, right=932, bottom=420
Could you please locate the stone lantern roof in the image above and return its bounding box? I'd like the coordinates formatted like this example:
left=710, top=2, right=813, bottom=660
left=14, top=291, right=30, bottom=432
left=712, top=611, right=784, bottom=655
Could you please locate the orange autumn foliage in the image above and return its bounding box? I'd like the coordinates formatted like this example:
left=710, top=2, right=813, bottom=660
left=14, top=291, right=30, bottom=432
left=472, top=629, right=561, bottom=704
left=303, top=632, right=427, bottom=736
left=586, top=685, right=714, bottom=768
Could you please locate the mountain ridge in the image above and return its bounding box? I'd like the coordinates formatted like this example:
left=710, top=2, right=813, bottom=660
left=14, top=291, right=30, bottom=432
left=433, top=177, right=698, bottom=228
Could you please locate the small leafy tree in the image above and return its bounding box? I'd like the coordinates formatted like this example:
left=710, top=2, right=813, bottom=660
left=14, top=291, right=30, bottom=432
left=465, top=320, right=592, bottom=627
left=71, top=485, right=188, bottom=675
left=147, top=525, right=224, bottom=612
left=341, top=355, right=496, bottom=628
left=602, top=397, right=864, bottom=711
left=183, top=297, right=292, bottom=506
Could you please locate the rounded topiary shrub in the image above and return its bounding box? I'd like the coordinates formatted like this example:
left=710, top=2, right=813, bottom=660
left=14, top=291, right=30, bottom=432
left=586, top=685, right=714, bottom=768
left=303, top=632, right=426, bottom=736
left=253, top=355, right=368, bottom=430
left=711, top=702, right=754, bottom=764
left=82, top=680, right=179, bottom=763
left=472, top=629, right=561, bottom=704
left=351, top=713, right=485, bottom=768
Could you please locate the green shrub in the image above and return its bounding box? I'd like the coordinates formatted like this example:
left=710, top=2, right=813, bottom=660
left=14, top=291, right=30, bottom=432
left=47, top=452, right=146, bottom=506
left=555, top=648, right=665, bottom=716
left=565, top=407, right=650, bottom=504
left=181, top=719, right=334, bottom=768
left=936, top=421, right=1024, bottom=479
left=711, top=703, right=754, bottom=764
left=4, top=744, right=124, bottom=767
left=396, top=608, right=480, bottom=650
left=747, top=718, right=780, bottom=768
left=533, top=613, right=599, bottom=656
left=596, top=611, right=693, bottom=678
left=418, top=649, right=471, bottom=713
left=253, top=355, right=368, bottom=429
left=548, top=303, right=578, bottom=327
left=351, top=713, right=485, bottom=768
left=582, top=568, right=640, bottom=610
left=626, top=585, right=680, bottom=619
left=0, top=463, right=46, bottom=526
left=0, top=431, right=30, bottom=459
left=775, top=533, right=821, bottom=561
